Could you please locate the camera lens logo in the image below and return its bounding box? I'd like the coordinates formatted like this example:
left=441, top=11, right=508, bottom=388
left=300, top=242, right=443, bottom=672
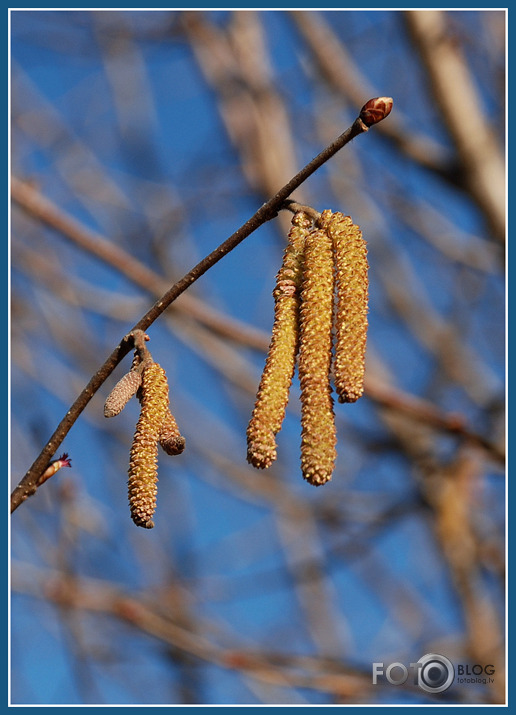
left=417, top=653, right=455, bottom=693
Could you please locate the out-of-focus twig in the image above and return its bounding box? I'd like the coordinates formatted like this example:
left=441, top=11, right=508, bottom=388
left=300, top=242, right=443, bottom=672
left=373, top=396, right=505, bottom=704
left=404, top=10, right=505, bottom=244
left=365, top=373, right=505, bottom=466
left=11, top=563, right=374, bottom=699
left=11, top=177, right=269, bottom=352
left=421, top=448, right=506, bottom=703
left=182, top=10, right=300, bottom=236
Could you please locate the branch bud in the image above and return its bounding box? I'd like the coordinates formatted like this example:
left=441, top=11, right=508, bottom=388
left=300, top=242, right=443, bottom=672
left=359, top=97, right=393, bottom=127
left=39, top=453, right=72, bottom=485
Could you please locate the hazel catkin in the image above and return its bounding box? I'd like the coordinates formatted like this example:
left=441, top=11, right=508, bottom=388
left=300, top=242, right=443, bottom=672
left=320, top=209, right=369, bottom=404
left=246, top=211, right=311, bottom=469
left=246, top=204, right=369, bottom=487
left=128, top=362, right=170, bottom=528
left=298, top=224, right=337, bottom=486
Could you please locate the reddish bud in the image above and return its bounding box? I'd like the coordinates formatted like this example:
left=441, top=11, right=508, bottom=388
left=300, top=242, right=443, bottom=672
left=39, top=453, right=72, bottom=485
left=56, top=453, right=72, bottom=469
left=359, top=96, right=393, bottom=126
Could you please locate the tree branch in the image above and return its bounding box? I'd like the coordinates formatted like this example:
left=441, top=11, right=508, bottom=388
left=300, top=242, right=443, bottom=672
left=289, top=10, right=456, bottom=183
left=403, top=10, right=505, bottom=244
left=11, top=177, right=270, bottom=351
left=10, top=99, right=392, bottom=513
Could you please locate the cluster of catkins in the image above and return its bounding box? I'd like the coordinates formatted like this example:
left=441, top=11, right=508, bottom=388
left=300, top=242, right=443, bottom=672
left=104, top=343, right=185, bottom=528
left=105, top=208, right=367, bottom=524
left=246, top=209, right=369, bottom=486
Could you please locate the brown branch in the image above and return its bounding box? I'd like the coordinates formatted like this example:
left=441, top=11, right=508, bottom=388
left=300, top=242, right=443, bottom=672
left=14, top=210, right=502, bottom=476
left=289, top=10, right=456, bottom=182
left=9, top=563, right=383, bottom=699
left=420, top=449, right=506, bottom=703
left=403, top=10, right=505, bottom=244
left=365, top=374, right=505, bottom=466
left=11, top=176, right=269, bottom=352
left=11, top=100, right=391, bottom=513
left=282, top=199, right=321, bottom=222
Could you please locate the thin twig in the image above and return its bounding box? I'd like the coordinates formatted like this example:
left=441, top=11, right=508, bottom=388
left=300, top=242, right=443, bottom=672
left=11, top=563, right=374, bottom=698
left=289, top=10, right=455, bottom=182
left=10, top=100, right=391, bottom=513
left=14, top=216, right=503, bottom=461
left=11, top=177, right=270, bottom=352
left=365, top=374, right=505, bottom=466
left=282, top=200, right=321, bottom=222
left=403, top=10, right=505, bottom=244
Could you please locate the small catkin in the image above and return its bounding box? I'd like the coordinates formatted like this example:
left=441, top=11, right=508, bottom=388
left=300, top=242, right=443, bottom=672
left=246, top=211, right=311, bottom=469
left=298, top=224, right=337, bottom=486
left=320, top=209, right=369, bottom=403
left=104, top=370, right=142, bottom=418
left=128, top=362, right=170, bottom=528
left=159, top=409, right=186, bottom=455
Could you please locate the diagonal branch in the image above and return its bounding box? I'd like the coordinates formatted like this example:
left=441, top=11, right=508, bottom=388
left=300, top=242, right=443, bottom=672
left=289, top=10, right=456, bottom=182
left=10, top=98, right=392, bottom=513
left=11, top=177, right=270, bottom=352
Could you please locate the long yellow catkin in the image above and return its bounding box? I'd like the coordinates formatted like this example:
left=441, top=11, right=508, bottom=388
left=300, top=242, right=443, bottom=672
left=247, top=211, right=311, bottom=469
left=131, top=355, right=185, bottom=457
left=320, top=209, right=369, bottom=403
left=128, top=362, right=170, bottom=528
left=298, top=224, right=337, bottom=486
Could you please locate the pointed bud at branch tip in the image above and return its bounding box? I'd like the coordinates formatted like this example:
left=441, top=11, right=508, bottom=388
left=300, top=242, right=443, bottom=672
left=359, top=97, right=393, bottom=127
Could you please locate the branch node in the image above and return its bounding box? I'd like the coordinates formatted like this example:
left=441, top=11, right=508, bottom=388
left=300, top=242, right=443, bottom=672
left=282, top=200, right=321, bottom=222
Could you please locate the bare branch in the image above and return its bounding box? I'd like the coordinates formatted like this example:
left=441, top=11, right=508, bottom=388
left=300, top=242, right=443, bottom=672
left=404, top=10, right=505, bottom=243
left=11, top=101, right=389, bottom=512
left=289, top=10, right=456, bottom=181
